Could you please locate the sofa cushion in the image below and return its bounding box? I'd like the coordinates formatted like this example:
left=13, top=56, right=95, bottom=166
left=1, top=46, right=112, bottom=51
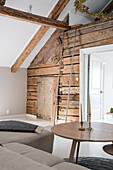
left=0, top=147, right=56, bottom=170
left=0, top=128, right=53, bottom=153
left=4, top=143, right=64, bottom=167
left=53, top=162, right=89, bottom=170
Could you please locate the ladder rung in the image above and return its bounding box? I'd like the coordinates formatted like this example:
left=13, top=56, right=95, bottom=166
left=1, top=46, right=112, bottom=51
left=58, top=85, right=77, bottom=88
left=57, top=115, right=70, bottom=117
left=60, top=64, right=74, bottom=67
left=63, top=44, right=74, bottom=48
left=57, top=94, right=78, bottom=97
left=61, top=63, right=79, bottom=67
left=56, top=105, right=77, bottom=109
left=57, top=115, right=66, bottom=117
left=59, top=73, right=79, bottom=77
left=63, top=36, right=74, bottom=40
left=56, top=105, right=78, bottom=109
left=56, top=105, right=67, bottom=108
left=58, top=85, right=70, bottom=87
left=58, top=115, right=79, bottom=117
left=62, top=54, right=73, bottom=58
left=56, top=95, right=68, bottom=97
left=60, top=31, right=69, bottom=35
left=60, top=29, right=76, bottom=35
left=59, top=74, right=71, bottom=77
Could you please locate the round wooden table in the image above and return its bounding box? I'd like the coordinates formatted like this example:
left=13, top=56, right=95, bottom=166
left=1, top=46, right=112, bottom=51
left=51, top=122, right=113, bottom=163
left=103, top=144, right=113, bottom=155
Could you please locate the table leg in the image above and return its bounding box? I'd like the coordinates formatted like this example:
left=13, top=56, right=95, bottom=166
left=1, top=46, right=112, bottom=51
left=75, top=141, right=80, bottom=163
left=69, top=140, right=77, bottom=163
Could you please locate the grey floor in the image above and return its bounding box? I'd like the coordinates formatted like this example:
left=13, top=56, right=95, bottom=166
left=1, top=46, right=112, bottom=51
left=0, top=114, right=113, bottom=160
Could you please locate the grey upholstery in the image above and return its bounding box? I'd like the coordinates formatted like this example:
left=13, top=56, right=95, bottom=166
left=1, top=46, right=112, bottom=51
left=0, top=147, right=55, bottom=170
left=3, top=142, right=90, bottom=170
left=4, top=143, right=63, bottom=167
left=0, top=128, right=54, bottom=153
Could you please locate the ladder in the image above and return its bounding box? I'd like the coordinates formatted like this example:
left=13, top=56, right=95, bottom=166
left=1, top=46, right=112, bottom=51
left=54, top=29, right=76, bottom=125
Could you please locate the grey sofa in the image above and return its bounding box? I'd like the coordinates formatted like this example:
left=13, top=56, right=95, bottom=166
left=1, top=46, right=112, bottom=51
left=0, top=142, right=89, bottom=170
left=0, top=128, right=54, bottom=153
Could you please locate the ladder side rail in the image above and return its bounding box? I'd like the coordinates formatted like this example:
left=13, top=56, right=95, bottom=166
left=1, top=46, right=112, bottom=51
left=54, top=32, right=65, bottom=125
left=65, top=29, right=76, bottom=122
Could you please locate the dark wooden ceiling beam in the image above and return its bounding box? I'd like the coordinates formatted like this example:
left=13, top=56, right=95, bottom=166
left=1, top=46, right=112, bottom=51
left=0, top=0, right=6, bottom=5
left=0, top=5, right=70, bottom=30
left=11, top=0, right=70, bottom=73
left=95, top=1, right=113, bottom=21
left=102, top=0, right=113, bottom=13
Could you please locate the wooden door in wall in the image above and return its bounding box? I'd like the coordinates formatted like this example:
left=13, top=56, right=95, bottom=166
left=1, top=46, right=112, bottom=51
left=37, top=77, right=54, bottom=120
left=89, top=56, right=104, bottom=121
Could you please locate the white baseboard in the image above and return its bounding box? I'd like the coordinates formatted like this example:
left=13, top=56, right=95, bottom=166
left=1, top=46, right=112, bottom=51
left=26, top=114, right=37, bottom=119
left=0, top=114, right=26, bottom=119
left=0, top=114, right=37, bottom=120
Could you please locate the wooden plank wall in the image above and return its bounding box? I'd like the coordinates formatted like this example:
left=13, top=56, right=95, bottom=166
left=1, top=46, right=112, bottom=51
left=27, top=19, right=113, bottom=121
left=27, top=77, right=38, bottom=115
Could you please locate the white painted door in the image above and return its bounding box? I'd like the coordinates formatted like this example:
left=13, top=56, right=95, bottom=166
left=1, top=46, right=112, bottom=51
left=89, top=56, right=104, bottom=121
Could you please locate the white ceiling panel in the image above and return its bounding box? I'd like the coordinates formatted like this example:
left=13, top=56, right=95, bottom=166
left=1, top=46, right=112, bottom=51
left=0, top=0, right=112, bottom=68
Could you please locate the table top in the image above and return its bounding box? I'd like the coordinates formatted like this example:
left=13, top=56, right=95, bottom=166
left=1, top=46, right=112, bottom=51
left=51, top=122, right=113, bottom=142
left=103, top=144, right=113, bottom=155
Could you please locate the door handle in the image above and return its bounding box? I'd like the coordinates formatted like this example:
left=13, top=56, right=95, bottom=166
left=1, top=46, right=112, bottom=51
left=100, top=91, right=103, bottom=93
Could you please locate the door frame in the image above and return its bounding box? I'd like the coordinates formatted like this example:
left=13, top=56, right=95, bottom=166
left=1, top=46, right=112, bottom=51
left=80, top=44, right=113, bottom=121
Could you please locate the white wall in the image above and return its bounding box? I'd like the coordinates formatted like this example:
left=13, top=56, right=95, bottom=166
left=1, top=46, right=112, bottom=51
left=91, top=51, right=113, bottom=115
left=0, top=67, right=27, bottom=116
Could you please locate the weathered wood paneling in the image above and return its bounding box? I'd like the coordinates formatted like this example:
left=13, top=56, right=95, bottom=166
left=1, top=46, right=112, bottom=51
left=27, top=77, right=38, bottom=86
left=59, top=87, right=79, bottom=95
left=63, top=27, right=113, bottom=47
left=59, top=108, right=79, bottom=116
left=60, top=75, right=79, bottom=87
left=59, top=100, right=79, bottom=108
left=27, top=19, right=113, bottom=121
left=30, top=30, right=62, bottom=66
left=58, top=94, right=79, bottom=101
left=28, top=64, right=79, bottom=76
left=58, top=115, right=79, bottom=122
left=27, top=76, right=38, bottom=115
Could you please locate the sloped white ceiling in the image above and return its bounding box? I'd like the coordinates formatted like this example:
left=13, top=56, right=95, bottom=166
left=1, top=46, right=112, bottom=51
left=0, top=0, right=111, bottom=68
left=0, top=0, right=58, bottom=68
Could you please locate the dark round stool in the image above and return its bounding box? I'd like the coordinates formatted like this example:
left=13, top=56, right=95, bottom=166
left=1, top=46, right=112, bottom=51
left=103, top=144, right=113, bottom=155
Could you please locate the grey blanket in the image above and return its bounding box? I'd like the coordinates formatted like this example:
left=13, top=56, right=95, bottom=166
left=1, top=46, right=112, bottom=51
left=0, top=120, right=38, bottom=133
